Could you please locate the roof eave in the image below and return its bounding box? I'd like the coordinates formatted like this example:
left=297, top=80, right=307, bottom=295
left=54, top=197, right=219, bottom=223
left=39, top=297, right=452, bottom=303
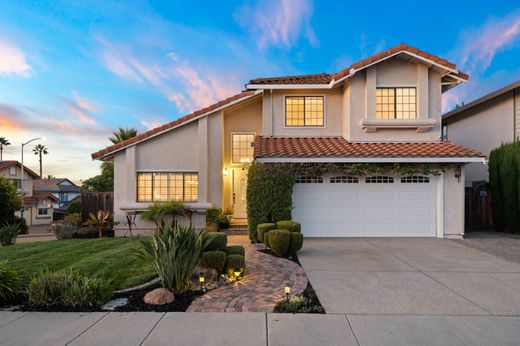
left=256, top=157, right=486, bottom=164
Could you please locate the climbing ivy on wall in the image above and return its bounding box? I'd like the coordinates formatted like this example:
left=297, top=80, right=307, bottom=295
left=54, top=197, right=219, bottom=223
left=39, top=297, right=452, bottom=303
left=246, top=162, right=454, bottom=240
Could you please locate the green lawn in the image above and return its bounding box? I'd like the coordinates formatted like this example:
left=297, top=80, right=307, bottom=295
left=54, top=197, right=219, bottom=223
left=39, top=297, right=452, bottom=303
left=0, top=238, right=156, bottom=290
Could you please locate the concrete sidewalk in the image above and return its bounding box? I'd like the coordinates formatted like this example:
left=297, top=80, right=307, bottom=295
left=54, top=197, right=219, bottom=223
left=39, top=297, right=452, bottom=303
left=1, top=311, right=519, bottom=346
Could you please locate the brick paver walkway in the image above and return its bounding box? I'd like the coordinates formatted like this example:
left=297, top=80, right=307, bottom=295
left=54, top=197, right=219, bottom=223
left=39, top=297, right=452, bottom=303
left=187, top=236, right=308, bottom=312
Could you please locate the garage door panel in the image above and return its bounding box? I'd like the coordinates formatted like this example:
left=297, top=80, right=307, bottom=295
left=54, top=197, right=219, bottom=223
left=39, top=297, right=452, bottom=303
left=293, top=175, right=437, bottom=237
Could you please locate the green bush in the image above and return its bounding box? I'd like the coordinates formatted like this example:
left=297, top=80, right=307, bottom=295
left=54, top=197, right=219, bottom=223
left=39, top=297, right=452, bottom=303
left=0, top=224, right=19, bottom=246
left=274, top=291, right=324, bottom=313
left=0, top=177, right=22, bottom=226
left=489, top=142, right=520, bottom=232
left=269, top=229, right=291, bottom=257
left=225, top=254, right=246, bottom=276
left=206, top=208, right=221, bottom=226
left=136, top=225, right=210, bottom=292
left=67, top=201, right=81, bottom=215
left=199, top=251, right=227, bottom=273
left=26, top=270, right=112, bottom=309
left=225, top=245, right=245, bottom=257
left=276, top=221, right=301, bottom=233
left=257, top=223, right=276, bottom=242
left=0, top=260, right=23, bottom=302
left=14, top=216, right=28, bottom=235
left=247, top=163, right=294, bottom=240
left=204, top=232, right=228, bottom=251
left=63, top=213, right=82, bottom=227
left=263, top=231, right=271, bottom=248
left=288, top=232, right=304, bottom=255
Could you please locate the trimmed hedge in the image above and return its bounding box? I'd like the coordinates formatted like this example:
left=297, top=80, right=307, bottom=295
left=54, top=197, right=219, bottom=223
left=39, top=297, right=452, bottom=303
left=269, top=229, right=291, bottom=257
left=225, top=245, right=245, bottom=257
left=206, top=208, right=221, bottom=230
left=276, top=221, right=301, bottom=233
left=257, top=223, right=276, bottom=242
left=225, top=254, right=246, bottom=276
left=263, top=231, right=271, bottom=248
left=199, top=251, right=227, bottom=273
left=204, top=233, right=228, bottom=251
left=489, top=142, right=520, bottom=232
left=288, top=232, right=304, bottom=255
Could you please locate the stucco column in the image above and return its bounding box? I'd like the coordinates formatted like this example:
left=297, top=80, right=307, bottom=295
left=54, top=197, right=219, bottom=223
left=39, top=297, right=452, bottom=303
left=417, top=64, right=429, bottom=119
left=262, top=90, right=273, bottom=136
left=365, top=67, right=376, bottom=118
left=126, top=146, right=136, bottom=203
left=198, top=117, right=208, bottom=203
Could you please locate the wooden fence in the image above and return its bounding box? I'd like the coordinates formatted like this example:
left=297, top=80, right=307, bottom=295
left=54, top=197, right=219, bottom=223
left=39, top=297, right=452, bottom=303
left=81, top=192, right=114, bottom=223
left=465, top=186, right=493, bottom=232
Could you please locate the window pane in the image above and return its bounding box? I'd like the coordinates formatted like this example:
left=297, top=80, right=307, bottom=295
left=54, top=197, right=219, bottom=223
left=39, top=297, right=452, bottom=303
left=376, top=87, right=416, bottom=119
left=153, top=173, right=169, bottom=201
left=184, top=174, right=198, bottom=202
left=286, top=96, right=323, bottom=127
left=232, top=134, right=255, bottom=163
left=137, top=173, right=153, bottom=202
left=169, top=173, right=183, bottom=201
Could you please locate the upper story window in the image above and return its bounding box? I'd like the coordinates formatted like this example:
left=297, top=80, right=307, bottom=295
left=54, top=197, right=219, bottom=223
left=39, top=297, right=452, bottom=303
left=376, top=87, right=417, bottom=120
left=137, top=172, right=198, bottom=202
left=285, top=96, right=324, bottom=127
left=9, top=166, right=16, bottom=176
left=441, top=125, right=448, bottom=141
left=232, top=134, right=255, bottom=164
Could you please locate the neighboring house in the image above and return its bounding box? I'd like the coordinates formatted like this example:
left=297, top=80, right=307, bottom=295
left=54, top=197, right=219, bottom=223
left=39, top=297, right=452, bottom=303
left=33, top=178, right=81, bottom=208
left=92, top=43, right=485, bottom=239
left=442, top=79, right=520, bottom=186
left=0, top=160, right=58, bottom=226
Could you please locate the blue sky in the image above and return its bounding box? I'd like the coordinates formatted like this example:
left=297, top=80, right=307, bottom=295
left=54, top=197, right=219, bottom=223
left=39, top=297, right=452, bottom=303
left=0, top=0, right=519, bottom=182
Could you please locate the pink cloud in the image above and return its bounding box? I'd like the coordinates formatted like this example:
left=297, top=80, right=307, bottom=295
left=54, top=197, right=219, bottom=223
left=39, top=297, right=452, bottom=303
left=236, top=0, right=317, bottom=50
left=0, top=40, right=32, bottom=77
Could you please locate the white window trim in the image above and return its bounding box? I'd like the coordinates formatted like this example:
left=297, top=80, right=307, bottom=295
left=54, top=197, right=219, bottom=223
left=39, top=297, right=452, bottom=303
left=283, top=94, right=327, bottom=129
left=230, top=131, right=256, bottom=167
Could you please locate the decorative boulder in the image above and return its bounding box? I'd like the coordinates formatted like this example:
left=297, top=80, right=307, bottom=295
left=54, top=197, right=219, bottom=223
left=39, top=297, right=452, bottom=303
left=144, top=288, right=175, bottom=305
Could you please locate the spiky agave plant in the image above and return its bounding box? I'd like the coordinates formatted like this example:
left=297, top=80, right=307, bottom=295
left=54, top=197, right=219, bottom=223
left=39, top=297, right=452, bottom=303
left=136, top=225, right=210, bottom=292
left=0, top=260, right=23, bottom=302
left=88, top=210, right=112, bottom=237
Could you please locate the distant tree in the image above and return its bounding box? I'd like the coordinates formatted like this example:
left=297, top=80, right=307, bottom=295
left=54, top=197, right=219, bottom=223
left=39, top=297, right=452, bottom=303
left=33, top=144, right=49, bottom=178
left=67, top=200, right=81, bottom=214
left=109, top=127, right=138, bottom=144
left=45, top=174, right=56, bottom=179
left=81, top=163, right=114, bottom=192
left=0, top=177, right=22, bottom=224
left=0, top=137, right=10, bottom=161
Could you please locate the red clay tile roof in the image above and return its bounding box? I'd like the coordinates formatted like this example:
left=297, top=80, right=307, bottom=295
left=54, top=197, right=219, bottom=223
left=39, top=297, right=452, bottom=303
left=248, top=43, right=468, bottom=86
left=0, top=160, right=40, bottom=179
left=254, top=137, right=484, bottom=159
left=249, top=73, right=332, bottom=85
left=91, top=90, right=256, bottom=160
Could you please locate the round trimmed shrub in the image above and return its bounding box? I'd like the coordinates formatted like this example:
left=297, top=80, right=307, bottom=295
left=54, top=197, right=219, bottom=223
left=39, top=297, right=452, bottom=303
left=199, top=251, right=227, bottom=273
left=276, top=221, right=301, bottom=233
left=0, top=260, right=23, bottom=302
left=225, top=245, right=245, bottom=257
left=225, top=254, right=246, bottom=276
left=204, top=233, right=228, bottom=251
left=288, top=232, right=304, bottom=255
left=257, top=223, right=276, bottom=242
left=269, top=229, right=291, bottom=257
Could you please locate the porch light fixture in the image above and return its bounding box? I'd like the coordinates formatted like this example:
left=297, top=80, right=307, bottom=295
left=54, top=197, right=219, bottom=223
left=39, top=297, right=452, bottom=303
left=454, top=166, right=462, bottom=183
left=223, top=167, right=228, bottom=176
left=234, top=268, right=241, bottom=279
left=284, top=283, right=291, bottom=301
left=199, top=272, right=206, bottom=292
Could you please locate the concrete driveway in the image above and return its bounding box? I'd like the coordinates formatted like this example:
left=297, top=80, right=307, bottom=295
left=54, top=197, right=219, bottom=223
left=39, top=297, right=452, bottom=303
left=299, top=238, right=520, bottom=315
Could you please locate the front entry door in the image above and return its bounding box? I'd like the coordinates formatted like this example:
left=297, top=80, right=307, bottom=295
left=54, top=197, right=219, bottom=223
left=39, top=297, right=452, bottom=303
left=232, top=168, right=248, bottom=219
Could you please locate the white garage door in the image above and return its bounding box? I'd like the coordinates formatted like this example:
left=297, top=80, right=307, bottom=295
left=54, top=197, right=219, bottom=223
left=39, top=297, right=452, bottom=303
left=292, top=174, right=437, bottom=237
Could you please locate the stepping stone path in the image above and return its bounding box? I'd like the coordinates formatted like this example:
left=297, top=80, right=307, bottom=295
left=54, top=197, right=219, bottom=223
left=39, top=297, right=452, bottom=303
left=187, top=236, right=308, bottom=312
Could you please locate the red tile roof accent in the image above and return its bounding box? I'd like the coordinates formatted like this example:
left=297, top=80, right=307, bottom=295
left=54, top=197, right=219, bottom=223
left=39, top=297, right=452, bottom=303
left=249, top=73, right=332, bottom=85
left=254, top=137, right=484, bottom=159
left=91, top=90, right=256, bottom=160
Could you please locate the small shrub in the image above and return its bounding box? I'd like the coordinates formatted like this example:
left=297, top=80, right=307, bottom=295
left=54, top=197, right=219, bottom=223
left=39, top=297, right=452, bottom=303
left=263, top=231, right=271, bottom=248
left=0, top=260, right=23, bottom=302
left=0, top=223, right=19, bottom=246
left=0, top=176, right=22, bottom=225
left=225, top=245, right=245, bottom=257
left=199, top=251, right=227, bottom=273
left=14, top=216, right=28, bottom=235
left=52, top=223, right=73, bottom=240
left=63, top=213, right=82, bottom=227
left=206, top=208, right=221, bottom=228
left=269, top=229, right=291, bottom=257
left=204, top=232, right=227, bottom=251
left=26, top=270, right=112, bottom=309
left=225, top=254, right=246, bottom=276
left=67, top=201, right=81, bottom=215
left=276, top=221, right=301, bottom=233
left=288, top=232, right=304, bottom=255
left=257, top=223, right=276, bottom=242
left=274, top=292, right=325, bottom=313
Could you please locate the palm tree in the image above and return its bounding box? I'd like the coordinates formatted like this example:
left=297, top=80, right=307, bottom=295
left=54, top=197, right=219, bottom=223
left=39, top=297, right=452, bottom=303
left=109, top=127, right=138, bottom=144
left=0, top=137, right=10, bottom=161
left=45, top=174, right=56, bottom=179
left=33, top=144, right=49, bottom=178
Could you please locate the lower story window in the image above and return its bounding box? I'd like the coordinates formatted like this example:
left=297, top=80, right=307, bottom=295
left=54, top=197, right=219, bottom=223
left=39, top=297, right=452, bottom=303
left=38, top=208, right=49, bottom=216
left=366, top=176, right=394, bottom=184
left=137, top=172, right=198, bottom=202
left=295, top=176, right=323, bottom=184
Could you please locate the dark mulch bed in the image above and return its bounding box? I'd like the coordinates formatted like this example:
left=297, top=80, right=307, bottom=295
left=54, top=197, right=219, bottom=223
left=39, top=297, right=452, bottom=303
left=114, top=282, right=203, bottom=312
left=257, top=247, right=325, bottom=314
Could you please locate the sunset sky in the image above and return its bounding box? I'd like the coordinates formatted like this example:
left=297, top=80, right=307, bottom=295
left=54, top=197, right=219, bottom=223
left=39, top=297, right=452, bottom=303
left=0, top=1, right=519, bottom=183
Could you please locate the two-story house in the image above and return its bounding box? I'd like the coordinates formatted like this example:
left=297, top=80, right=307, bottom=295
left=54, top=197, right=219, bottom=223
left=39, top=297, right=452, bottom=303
left=92, top=43, right=485, bottom=238
left=33, top=178, right=81, bottom=208
left=0, top=160, right=58, bottom=226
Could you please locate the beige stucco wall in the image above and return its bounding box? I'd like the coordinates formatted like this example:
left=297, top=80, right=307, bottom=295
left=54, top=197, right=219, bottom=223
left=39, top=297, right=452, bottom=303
left=0, top=166, right=34, bottom=196
left=345, top=59, right=442, bottom=142
left=443, top=166, right=465, bottom=238
left=446, top=95, right=514, bottom=183
left=263, top=88, right=344, bottom=137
